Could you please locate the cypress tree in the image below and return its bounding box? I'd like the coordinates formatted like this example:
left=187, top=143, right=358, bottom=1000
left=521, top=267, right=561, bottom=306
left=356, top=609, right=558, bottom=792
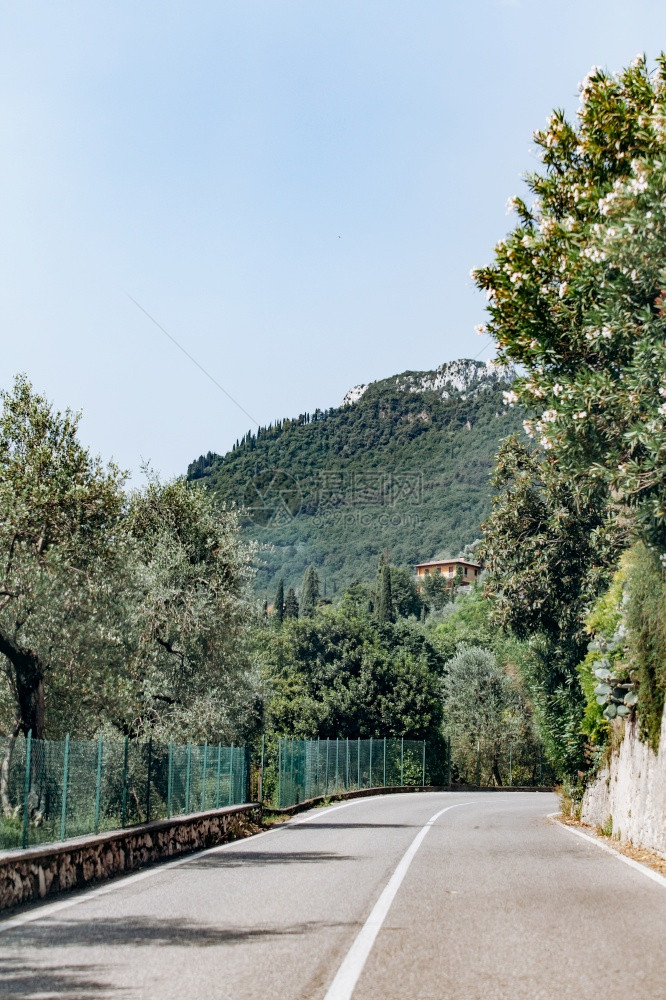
left=274, top=578, right=284, bottom=625
left=284, top=587, right=299, bottom=619
left=301, top=565, right=320, bottom=617
left=376, top=563, right=394, bottom=623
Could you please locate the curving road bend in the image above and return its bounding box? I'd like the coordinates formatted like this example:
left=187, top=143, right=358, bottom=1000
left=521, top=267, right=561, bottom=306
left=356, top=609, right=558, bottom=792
left=1, top=791, right=665, bottom=999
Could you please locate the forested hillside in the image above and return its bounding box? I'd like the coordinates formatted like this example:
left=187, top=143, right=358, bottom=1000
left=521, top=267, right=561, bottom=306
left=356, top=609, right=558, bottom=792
left=187, top=359, right=522, bottom=595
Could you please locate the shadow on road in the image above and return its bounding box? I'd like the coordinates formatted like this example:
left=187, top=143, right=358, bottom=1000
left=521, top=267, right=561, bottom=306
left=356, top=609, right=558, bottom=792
left=285, top=822, right=418, bottom=830
left=185, top=848, right=357, bottom=868
left=0, top=957, right=124, bottom=1000
left=1, top=916, right=349, bottom=998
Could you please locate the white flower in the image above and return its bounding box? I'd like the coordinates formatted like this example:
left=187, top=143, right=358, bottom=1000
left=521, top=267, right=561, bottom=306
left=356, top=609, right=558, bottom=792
left=539, top=217, right=557, bottom=236
left=506, top=196, right=520, bottom=215
left=558, top=282, right=569, bottom=298
left=601, top=326, right=612, bottom=339
left=523, top=419, right=535, bottom=438
left=541, top=409, right=558, bottom=423
left=474, top=324, right=486, bottom=336
left=539, top=436, right=553, bottom=450
left=503, top=389, right=519, bottom=406
left=572, top=410, right=588, bottom=420
left=658, top=402, right=666, bottom=416
left=582, top=246, right=606, bottom=262
left=659, top=387, right=666, bottom=397
left=553, top=383, right=563, bottom=396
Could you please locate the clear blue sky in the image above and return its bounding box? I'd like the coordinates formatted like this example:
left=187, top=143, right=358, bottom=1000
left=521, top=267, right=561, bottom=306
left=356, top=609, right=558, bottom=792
left=2, top=1, right=666, bottom=481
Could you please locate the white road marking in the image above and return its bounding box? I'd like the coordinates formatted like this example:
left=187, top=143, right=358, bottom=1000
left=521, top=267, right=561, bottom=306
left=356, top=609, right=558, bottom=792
left=550, top=814, right=666, bottom=889
left=323, top=801, right=476, bottom=1000
left=0, top=793, right=427, bottom=934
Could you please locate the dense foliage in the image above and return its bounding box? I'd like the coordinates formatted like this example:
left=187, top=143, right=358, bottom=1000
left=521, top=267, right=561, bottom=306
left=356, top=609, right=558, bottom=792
left=187, top=360, right=522, bottom=594
left=479, top=436, right=628, bottom=773
left=264, top=607, right=445, bottom=744
left=470, top=55, right=666, bottom=772
left=0, top=377, right=260, bottom=745
left=473, top=55, right=666, bottom=547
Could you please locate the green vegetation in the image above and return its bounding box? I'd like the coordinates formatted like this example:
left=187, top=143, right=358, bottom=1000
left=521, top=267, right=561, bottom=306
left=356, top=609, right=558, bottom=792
left=0, top=375, right=260, bottom=747
left=263, top=606, right=444, bottom=745
left=187, top=360, right=522, bottom=595
left=472, top=54, right=666, bottom=775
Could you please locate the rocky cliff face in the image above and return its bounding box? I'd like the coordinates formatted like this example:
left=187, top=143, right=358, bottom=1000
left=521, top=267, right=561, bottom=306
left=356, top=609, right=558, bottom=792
left=341, top=359, right=514, bottom=407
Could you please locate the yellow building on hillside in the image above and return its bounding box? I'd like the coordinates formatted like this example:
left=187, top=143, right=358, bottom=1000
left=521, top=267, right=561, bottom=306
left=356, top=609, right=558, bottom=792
left=414, top=558, right=481, bottom=587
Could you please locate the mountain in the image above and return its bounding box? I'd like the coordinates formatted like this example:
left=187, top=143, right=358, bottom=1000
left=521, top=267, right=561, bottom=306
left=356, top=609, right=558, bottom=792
left=187, top=359, right=522, bottom=597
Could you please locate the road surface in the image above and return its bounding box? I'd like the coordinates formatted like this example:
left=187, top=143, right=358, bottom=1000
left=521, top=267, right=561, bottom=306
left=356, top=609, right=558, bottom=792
left=1, top=791, right=665, bottom=999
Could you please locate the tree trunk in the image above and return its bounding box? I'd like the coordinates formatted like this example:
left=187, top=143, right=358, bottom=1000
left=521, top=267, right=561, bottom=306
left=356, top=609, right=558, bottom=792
left=0, top=630, right=45, bottom=739
left=492, top=753, right=503, bottom=787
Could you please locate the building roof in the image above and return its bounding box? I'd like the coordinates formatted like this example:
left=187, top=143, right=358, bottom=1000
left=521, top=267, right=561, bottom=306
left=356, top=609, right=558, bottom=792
left=414, top=558, right=481, bottom=569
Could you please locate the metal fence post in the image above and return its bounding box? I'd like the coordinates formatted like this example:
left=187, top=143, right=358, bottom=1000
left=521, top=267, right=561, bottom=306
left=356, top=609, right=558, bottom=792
left=259, top=735, right=265, bottom=804
left=215, top=743, right=222, bottom=808
left=290, top=738, right=295, bottom=803
left=201, top=741, right=208, bottom=811
left=400, top=737, right=404, bottom=787
left=22, top=729, right=32, bottom=849
left=316, top=736, right=320, bottom=795
left=185, top=742, right=192, bottom=812
left=121, top=736, right=129, bottom=827
left=447, top=736, right=452, bottom=788
left=476, top=739, right=481, bottom=788
left=146, top=736, right=153, bottom=823
left=421, top=741, right=426, bottom=787
left=335, top=740, right=339, bottom=792
left=369, top=737, right=373, bottom=787
left=228, top=743, right=234, bottom=805
left=383, top=737, right=386, bottom=787
left=167, top=740, right=174, bottom=818
left=94, top=734, right=103, bottom=833
left=509, top=741, right=513, bottom=787
left=345, top=739, right=349, bottom=790
left=60, top=733, right=70, bottom=841
left=357, top=737, right=360, bottom=788
left=325, top=738, right=329, bottom=794
left=278, top=738, right=282, bottom=808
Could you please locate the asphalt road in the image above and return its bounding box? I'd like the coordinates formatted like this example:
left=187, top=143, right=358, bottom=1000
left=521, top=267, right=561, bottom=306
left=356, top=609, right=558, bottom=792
left=1, top=791, right=665, bottom=999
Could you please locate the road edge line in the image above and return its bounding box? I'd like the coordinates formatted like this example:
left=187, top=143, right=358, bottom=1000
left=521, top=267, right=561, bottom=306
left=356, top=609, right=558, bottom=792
left=548, top=813, right=666, bottom=889
left=323, top=801, right=475, bottom=1000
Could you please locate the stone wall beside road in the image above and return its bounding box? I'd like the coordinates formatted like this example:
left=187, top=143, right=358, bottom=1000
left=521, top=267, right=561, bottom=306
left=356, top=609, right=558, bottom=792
left=0, top=803, right=261, bottom=912
left=581, top=707, right=666, bottom=856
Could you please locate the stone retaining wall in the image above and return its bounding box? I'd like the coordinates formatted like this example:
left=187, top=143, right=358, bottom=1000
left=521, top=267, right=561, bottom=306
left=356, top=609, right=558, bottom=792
left=581, top=707, right=666, bottom=856
left=0, top=803, right=261, bottom=912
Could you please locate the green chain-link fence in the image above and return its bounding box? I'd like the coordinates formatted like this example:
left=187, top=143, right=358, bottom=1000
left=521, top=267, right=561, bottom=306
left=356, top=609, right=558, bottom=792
left=445, top=734, right=555, bottom=788
left=273, top=737, right=427, bottom=808
left=0, top=733, right=249, bottom=851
